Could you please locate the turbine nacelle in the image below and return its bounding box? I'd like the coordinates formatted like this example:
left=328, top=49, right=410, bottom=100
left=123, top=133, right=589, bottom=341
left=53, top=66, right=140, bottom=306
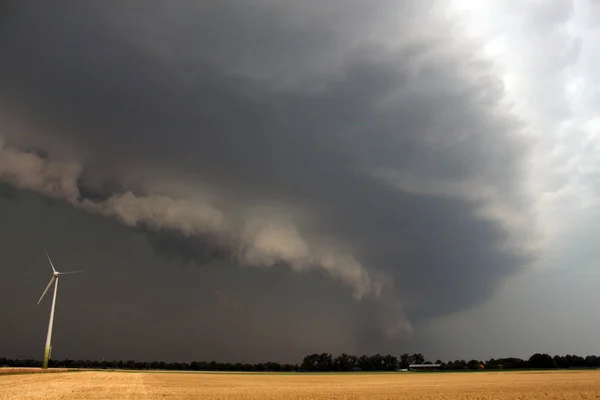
left=37, top=251, right=83, bottom=305
left=53, top=270, right=83, bottom=277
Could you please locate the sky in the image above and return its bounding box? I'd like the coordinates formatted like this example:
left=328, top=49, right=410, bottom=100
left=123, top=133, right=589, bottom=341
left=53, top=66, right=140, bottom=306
left=0, top=0, right=599, bottom=364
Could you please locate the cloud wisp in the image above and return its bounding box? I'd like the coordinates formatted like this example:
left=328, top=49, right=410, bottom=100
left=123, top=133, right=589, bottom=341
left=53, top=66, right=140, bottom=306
left=0, top=140, right=384, bottom=304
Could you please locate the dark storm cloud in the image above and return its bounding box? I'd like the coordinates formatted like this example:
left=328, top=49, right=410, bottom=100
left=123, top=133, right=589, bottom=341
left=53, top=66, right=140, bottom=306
left=1, top=0, right=537, bottom=355
left=0, top=192, right=372, bottom=362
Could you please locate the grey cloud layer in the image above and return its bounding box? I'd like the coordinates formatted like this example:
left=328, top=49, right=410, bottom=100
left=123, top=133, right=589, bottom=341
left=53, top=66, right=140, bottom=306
left=0, top=141, right=383, bottom=306
left=1, top=0, right=536, bottom=338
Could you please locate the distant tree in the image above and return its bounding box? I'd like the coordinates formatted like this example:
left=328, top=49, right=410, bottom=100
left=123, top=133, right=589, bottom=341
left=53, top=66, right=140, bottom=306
left=528, top=353, right=557, bottom=369
left=334, top=353, right=357, bottom=371
left=554, top=355, right=568, bottom=368
left=467, top=360, right=481, bottom=370
left=316, top=353, right=334, bottom=371
left=302, top=354, right=317, bottom=371
left=369, top=354, right=384, bottom=371
left=5, top=351, right=600, bottom=373
left=301, top=353, right=333, bottom=372
left=412, top=353, right=425, bottom=365
left=493, top=357, right=526, bottom=370
left=585, top=355, right=599, bottom=367
left=357, top=355, right=371, bottom=371
left=399, top=353, right=412, bottom=369
left=447, top=360, right=466, bottom=370
left=567, top=355, right=585, bottom=368
left=382, top=355, right=399, bottom=371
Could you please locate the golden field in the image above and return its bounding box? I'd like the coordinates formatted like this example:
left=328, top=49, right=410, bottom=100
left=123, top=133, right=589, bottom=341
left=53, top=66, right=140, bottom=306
left=1, top=370, right=599, bottom=399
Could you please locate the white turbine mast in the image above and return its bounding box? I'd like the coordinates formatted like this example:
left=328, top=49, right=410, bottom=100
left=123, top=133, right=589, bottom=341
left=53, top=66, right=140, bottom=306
left=37, top=250, right=83, bottom=369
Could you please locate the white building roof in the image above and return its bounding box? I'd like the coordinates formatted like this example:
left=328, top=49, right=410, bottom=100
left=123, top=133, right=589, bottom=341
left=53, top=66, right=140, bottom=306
left=408, top=364, right=442, bottom=368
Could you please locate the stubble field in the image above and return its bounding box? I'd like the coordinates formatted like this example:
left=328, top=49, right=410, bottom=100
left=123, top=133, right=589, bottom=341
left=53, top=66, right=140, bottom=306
left=1, top=369, right=599, bottom=399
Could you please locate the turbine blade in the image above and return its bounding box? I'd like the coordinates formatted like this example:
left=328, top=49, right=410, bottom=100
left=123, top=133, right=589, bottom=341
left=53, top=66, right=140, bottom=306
left=59, top=270, right=84, bottom=275
left=37, top=276, right=56, bottom=305
left=44, top=250, right=57, bottom=273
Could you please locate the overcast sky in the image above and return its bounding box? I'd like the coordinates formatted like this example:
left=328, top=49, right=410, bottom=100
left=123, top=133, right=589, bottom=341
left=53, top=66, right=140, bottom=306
left=1, top=0, right=599, bottom=363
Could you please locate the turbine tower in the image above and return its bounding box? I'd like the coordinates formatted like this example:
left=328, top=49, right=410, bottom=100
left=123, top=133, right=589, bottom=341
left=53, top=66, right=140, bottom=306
left=37, top=251, right=83, bottom=369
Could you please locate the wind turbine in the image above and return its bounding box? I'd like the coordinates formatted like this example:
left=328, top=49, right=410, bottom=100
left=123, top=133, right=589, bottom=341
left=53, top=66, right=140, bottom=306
left=37, top=250, right=83, bottom=369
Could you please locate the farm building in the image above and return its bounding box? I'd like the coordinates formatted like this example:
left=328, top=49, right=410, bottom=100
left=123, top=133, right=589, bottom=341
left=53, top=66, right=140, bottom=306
left=408, top=364, right=442, bottom=371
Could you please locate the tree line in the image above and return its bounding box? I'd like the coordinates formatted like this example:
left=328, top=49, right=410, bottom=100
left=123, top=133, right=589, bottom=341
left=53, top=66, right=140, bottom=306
left=1, top=353, right=599, bottom=372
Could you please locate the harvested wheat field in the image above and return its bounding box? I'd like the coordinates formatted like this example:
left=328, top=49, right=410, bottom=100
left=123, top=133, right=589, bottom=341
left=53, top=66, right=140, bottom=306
left=1, top=370, right=599, bottom=399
